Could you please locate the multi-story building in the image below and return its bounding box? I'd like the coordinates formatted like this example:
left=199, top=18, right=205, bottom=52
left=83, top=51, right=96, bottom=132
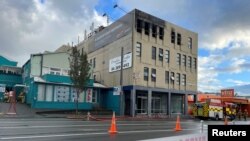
left=78, top=9, right=198, bottom=116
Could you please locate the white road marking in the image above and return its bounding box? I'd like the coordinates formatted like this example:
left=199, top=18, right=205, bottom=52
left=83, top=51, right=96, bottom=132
left=0, top=128, right=200, bottom=140
left=0, top=123, right=191, bottom=129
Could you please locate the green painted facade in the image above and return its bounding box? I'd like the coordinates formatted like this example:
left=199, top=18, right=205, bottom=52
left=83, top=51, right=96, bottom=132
left=0, top=55, right=17, bottom=66
left=0, top=55, right=22, bottom=100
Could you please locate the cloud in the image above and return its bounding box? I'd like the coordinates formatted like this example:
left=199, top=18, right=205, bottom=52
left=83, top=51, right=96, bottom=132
left=215, top=58, right=250, bottom=74
left=0, top=0, right=106, bottom=66
left=226, top=79, right=250, bottom=86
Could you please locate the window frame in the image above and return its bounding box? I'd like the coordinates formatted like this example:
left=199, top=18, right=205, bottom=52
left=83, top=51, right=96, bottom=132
left=152, top=46, right=156, bottom=60
left=151, top=68, right=156, bottom=82
left=136, top=42, right=142, bottom=57
left=165, top=50, right=170, bottom=63
left=159, top=48, right=163, bottom=61
left=144, top=67, right=149, bottom=81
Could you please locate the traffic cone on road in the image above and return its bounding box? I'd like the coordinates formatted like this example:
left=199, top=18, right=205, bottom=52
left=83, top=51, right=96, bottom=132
left=224, top=117, right=228, bottom=125
left=108, top=112, right=118, bottom=134
left=174, top=115, right=182, bottom=131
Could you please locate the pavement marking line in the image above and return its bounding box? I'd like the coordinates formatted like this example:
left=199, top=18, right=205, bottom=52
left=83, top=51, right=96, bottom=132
left=0, top=123, right=184, bottom=129
left=0, top=128, right=202, bottom=140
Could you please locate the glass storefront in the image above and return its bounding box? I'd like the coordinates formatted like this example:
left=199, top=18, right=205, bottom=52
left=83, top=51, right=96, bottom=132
left=171, top=94, right=184, bottom=114
left=136, top=91, right=148, bottom=114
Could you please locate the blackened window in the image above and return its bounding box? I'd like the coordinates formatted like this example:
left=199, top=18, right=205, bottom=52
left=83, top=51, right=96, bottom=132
left=177, top=53, right=181, bottom=65
left=151, top=68, right=156, bottom=82
left=144, top=67, right=149, bottom=81
left=183, top=55, right=186, bottom=67
left=188, top=37, right=192, bottom=49
left=165, top=71, right=169, bottom=83
left=171, top=30, right=175, bottom=44
left=152, top=46, right=156, bottom=60
left=177, top=33, right=182, bottom=45
left=182, top=74, right=186, bottom=86
left=165, top=50, right=170, bottom=63
left=193, top=58, right=197, bottom=69
left=171, top=72, right=175, bottom=84
left=159, top=48, right=163, bottom=61
left=159, top=27, right=164, bottom=40
left=144, top=22, right=150, bottom=35
left=137, top=19, right=142, bottom=33
left=152, top=24, right=157, bottom=38
left=136, top=42, right=141, bottom=57
left=176, top=73, right=180, bottom=85
left=188, top=56, right=192, bottom=68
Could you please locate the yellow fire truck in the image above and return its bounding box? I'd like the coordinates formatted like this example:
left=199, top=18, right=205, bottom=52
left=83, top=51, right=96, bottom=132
left=192, top=99, right=236, bottom=120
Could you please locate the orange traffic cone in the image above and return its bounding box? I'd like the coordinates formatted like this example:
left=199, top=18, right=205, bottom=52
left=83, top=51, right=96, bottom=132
left=224, top=117, right=228, bottom=125
left=108, top=112, right=118, bottom=134
left=174, top=115, right=182, bottom=131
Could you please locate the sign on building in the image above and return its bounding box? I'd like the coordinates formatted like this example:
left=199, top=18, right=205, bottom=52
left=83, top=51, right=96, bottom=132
left=86, top=88, right=93, bottom=102
left=113, top=86, right=121, bottom=95
left=0, top=84, right=6, bottom=92
left=221, top=89, right=234, bottom=97
left=109, top=53, right=132, bottom=72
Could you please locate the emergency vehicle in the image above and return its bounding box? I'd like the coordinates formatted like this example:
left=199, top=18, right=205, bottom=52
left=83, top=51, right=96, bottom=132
left=192, top=99, right=236, bottom=120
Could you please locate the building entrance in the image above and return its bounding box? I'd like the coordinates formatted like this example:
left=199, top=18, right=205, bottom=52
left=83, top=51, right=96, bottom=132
left=136, top=92, right=148, bottom=114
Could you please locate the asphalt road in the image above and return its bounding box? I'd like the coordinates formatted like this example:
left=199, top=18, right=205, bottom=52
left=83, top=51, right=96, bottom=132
left=0, top=118, right=206, bottom=141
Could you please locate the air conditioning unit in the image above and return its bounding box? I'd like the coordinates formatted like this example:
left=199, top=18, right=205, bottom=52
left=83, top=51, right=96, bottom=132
left=171, top=76, right=175, bottom=80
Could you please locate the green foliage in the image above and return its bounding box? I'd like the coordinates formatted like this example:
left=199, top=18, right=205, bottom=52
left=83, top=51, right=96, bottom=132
left=68, top=46, right=90, bottom=91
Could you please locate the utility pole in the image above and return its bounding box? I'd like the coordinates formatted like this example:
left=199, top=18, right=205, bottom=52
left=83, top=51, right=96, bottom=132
left=120, top=47, right=124, bottom=116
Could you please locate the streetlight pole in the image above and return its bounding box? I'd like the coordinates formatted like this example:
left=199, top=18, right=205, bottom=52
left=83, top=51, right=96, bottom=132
left=120, top=47, right=124, bottom=116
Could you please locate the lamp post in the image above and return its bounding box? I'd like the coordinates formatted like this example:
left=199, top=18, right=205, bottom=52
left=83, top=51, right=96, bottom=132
left=102, top=13, right=109, bottom=26
left=120, top=47, right=124, bottom=116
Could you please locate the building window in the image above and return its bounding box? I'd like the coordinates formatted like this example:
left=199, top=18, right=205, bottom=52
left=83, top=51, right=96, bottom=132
left=177, top=53, right=181, bottom=65
left=170, top=72, right=175, bottom=84
left=165, top=50, right=170, bottom=63
left=37, top=84, right=45, bottom=101
left=159, top=27, right=164, bottom=40
left=182, top=55, right=186, bottom=67
left=152, top=24, right=157, bottom=38
left=188, top=37, right=192, bottom=49
left=171, top=30, right=175, bottom=44
left=176, top=73, right=180, bottom=85
left=177, top=33, right=182, bottom=45
left=151, top=68, right=156, bottom=82
left=89, top=59, right=92, bottom=66
left=136, top=19, right=142, bottom=33
left=50, top=68, right=61, bottom=75
left=144, top=21, right=150, bottom=35
left=136, top=42, right=142, bottom=57
left=144, top=67, right=149, bottom=81
left=193, top=58, right=197, bottom=69
left=93, top=58, right=96, bottom=68
left=165, top=71, right=169, bottom=83
left=182, top=74, right=186, bottom=86
left=93, top=75, right=96, bottom=82
left=92, top=90, right=98, bottom=103
left=159, top=48, right=163, bottom=61
left=188, top=56, right=192, bottom=68
left=152, top=46, right=156, bottom=60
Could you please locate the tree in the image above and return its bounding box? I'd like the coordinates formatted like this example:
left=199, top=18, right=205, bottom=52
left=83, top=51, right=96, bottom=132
left=68, top=46, right=90, bottom=115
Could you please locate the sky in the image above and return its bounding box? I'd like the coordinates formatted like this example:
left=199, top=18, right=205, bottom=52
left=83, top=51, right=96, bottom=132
left=0, top=0, right=250, bottom=94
